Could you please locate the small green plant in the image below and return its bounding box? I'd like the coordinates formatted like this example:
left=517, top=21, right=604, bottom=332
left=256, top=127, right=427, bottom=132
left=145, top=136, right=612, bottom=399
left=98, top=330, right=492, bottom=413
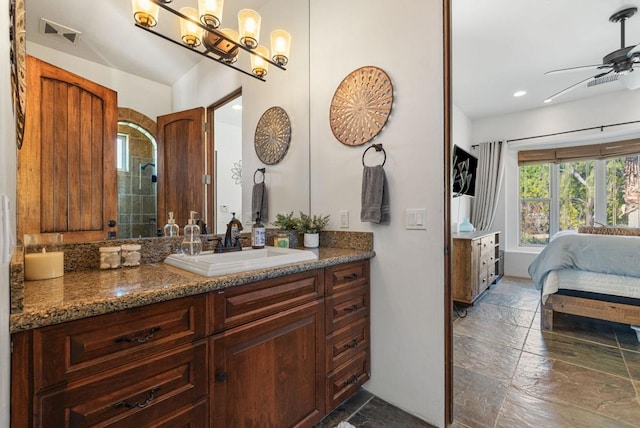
left=296, top=212, right=330, bottom=234
left=273, top=211, right=298, bottom=230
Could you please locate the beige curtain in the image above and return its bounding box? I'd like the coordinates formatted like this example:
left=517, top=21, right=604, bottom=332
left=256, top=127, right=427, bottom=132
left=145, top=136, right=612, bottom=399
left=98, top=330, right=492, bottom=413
left=471, top=141, right=505, bottom=231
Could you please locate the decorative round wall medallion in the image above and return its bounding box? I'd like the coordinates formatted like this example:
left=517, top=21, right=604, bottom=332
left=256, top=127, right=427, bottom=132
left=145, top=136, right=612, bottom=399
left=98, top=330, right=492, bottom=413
left=254, top=106, right=291, bottom=165
left=10, top=0, right=26, bottom=149
left=330, top=66, right=393, bottom=146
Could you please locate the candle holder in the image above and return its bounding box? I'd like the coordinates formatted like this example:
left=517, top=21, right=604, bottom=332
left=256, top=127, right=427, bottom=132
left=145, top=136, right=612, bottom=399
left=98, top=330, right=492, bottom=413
left=23, top=233, right=65, bottom=281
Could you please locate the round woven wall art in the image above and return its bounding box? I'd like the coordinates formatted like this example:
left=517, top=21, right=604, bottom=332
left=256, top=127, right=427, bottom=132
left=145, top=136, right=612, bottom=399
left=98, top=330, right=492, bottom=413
left=254, top=106, right=292, bottom=165
left=329, top=66, right=393, bottom=146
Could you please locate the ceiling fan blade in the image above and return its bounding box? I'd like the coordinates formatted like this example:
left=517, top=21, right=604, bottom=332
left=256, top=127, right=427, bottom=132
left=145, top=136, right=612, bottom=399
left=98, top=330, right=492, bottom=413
left=544, top=71, right=613, bottom=103
left=544, top=64, right=609, bottom=75
left=627, top=44, right=640, bottom=58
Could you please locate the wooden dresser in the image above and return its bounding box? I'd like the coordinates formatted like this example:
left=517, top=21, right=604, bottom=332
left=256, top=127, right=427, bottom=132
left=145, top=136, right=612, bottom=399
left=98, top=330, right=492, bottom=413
left=452, top=231, right=501, bottom=304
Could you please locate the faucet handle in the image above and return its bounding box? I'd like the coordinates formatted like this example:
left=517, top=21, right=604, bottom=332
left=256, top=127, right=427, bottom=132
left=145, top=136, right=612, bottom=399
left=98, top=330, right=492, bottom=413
left=233, top=236, right=243, bottom=248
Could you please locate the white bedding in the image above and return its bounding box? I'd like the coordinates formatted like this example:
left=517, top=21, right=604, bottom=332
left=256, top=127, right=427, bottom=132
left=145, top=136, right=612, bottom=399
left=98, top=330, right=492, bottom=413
left=542, top=269, right=640, bottom=303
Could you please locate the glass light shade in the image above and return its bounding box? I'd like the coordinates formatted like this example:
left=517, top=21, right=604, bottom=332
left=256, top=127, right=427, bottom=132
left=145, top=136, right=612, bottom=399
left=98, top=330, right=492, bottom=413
left=270, top=29, right=291, bottom=66
left=179, top=7, right=202, bottom=48
left=238, top=9, right=261, bottom=49
left=132, top=0, right=159, bottom=28
left=198, top=0, right=223, bottom=29
left=251, top=45, right=269, bottom=77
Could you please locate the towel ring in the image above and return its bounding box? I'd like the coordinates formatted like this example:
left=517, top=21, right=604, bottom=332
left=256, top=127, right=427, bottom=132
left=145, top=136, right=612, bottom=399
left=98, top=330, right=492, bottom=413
left=362, top=144, right=386, bottom=167
left=253, top=168, right=266, bottom=184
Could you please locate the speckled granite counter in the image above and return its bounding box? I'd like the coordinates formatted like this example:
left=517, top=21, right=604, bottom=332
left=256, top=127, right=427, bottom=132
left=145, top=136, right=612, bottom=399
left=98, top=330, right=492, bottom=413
left=10, top=247, right=374, bottom=333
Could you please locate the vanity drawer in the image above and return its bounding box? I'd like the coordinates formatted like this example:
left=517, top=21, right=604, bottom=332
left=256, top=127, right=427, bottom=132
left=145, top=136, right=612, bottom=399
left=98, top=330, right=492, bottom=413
left=326, top=351, right=370, bottom=411
left=33, top=295, right=207, bottom=391
left=325, top=260, right=369, bottom=296
left=35, top=341, right=208, bottom=428
left=210, top=269, right=324, bottom=333
left=326, top=317, right=369, bottom=373
left=326, top=285, right=369, bottom=334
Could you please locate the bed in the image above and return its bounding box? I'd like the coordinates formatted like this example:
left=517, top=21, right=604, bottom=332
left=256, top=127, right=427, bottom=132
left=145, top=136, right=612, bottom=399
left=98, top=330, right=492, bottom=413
left=528, top=229, right=640, bottom=335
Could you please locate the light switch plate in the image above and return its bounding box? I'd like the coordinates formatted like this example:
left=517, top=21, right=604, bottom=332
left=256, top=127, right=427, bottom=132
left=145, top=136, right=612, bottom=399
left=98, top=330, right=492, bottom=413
left=406, top=208, right=426, bottom=230
left=340, top=210, right=349, bottom=228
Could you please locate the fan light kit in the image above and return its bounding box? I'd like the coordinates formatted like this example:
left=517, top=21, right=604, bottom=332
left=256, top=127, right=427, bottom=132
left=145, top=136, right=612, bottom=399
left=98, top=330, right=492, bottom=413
left=131, top=0, right=291, bottom=82
left=545, top=7, right=640, bottom=103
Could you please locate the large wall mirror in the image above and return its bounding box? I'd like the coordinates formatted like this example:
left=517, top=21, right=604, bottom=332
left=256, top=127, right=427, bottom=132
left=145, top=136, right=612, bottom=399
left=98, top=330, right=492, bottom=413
left=21, top=0, right=310, bottom=241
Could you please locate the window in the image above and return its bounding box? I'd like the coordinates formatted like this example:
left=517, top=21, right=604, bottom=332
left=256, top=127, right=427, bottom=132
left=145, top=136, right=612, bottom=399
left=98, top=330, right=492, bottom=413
left=116, top=133, right=129, bottom=172
left=519, top=154, right=640, bottom=246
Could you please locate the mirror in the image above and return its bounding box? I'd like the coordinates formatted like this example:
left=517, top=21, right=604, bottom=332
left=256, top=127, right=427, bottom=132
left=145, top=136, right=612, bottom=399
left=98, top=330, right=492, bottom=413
left=22, top=0, right=310, bottom=240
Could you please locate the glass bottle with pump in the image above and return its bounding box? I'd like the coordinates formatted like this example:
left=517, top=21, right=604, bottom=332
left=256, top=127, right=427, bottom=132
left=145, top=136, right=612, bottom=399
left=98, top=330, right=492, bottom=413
left=181, top=211, right=202, bottom=256
left=164, top=211, right=180, bottom=237
left=251, top=211, right=265, bottom=249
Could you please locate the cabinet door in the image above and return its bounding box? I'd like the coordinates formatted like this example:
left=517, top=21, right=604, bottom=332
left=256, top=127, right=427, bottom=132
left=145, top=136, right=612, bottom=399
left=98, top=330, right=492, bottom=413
left=19, top=56, right=117, bottom=242
left=211, top=300, right=325, bottom=428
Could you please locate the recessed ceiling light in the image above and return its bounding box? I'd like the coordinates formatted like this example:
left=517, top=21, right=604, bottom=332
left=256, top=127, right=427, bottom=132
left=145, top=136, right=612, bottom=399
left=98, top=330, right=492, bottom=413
left=513, top=90, right=527, bottom=97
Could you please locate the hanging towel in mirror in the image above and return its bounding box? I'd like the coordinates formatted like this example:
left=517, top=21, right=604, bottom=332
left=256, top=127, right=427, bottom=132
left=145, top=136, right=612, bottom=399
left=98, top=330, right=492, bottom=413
left=252, top=182, right=268, bottom=221
left=361, top=165, right=389, bottom=223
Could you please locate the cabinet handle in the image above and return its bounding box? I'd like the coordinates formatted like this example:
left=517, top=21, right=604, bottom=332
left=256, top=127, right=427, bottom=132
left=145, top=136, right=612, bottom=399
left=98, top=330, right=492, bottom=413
left=343, top=304, right=359, bottom=312
left=216, top=372, right=228, bottom=383
left=343, top=273, right=359, bottom=280
left=344, top=338, right=359, bottom=349
left=115, top=387, right=160, bottom=409
left=343, top=374, right=359, bottom=385
left=115, top=327, right=161, bottom=344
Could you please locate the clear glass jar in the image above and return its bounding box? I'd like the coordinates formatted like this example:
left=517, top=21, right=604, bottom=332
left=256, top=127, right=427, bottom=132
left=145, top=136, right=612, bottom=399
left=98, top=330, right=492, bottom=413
left=99, top=246, right=121, bottom=269
left=121, top=244, right=141, bottom=267
left=273, top=232, right=289, bottom=248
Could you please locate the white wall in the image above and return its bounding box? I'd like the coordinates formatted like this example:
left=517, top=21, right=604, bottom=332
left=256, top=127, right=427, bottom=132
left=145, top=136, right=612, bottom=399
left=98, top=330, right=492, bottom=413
left=452, top=104, right=473, bottom=231
left=172, top=0, right=310, bottom=228
left=1, top=0, right=17, bottom=425
left=310, top=1, right=444, bottom=426
left=215, top=122, right=243, bottom=233
left=26, top=42, right=172, bottom=120
left=472, top=89, right=640, bottom=277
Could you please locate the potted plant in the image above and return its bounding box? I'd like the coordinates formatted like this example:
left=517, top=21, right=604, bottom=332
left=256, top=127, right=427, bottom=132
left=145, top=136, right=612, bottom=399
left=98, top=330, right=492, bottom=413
left=296, top=212, right=330, bottom=248
left=272, top=211, right=298, bottom=247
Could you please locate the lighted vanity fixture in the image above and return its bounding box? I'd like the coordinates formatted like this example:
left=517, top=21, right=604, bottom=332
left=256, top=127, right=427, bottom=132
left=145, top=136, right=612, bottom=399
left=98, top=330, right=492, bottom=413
left=164, top=246, right=318, bottom=277
left=130, top=0, right=291, bottom=81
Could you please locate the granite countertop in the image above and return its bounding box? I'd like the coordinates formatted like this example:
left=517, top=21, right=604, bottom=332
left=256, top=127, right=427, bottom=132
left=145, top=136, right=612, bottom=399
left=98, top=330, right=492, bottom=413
left=10, top=247, right=375, bottom=333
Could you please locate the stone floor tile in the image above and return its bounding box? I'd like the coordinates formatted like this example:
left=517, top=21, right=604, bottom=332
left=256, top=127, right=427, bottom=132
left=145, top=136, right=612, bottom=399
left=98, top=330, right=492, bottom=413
left=477, top=289, right=540, bottom=312
left=347, top=397, right=435, bottom=427
left=454, top=313, right=530, bottom=350
left=512, top=351, right=640, bottom=426
left=459, top=300, right=536, bottom=328
left=616, top=324, right=640, bottom=353
left=453, top=334, right=521, bottom=382
left=453, top=366, right=508, bottom=428
left=541, top=312, right=620, bottom=348
left=524, top=328, right=628, bottom=377
left=622, top=349, right=640, bottom=383
left=496, top=387, right=636, bottom=428
left=315, top=389, right=374, bottom=427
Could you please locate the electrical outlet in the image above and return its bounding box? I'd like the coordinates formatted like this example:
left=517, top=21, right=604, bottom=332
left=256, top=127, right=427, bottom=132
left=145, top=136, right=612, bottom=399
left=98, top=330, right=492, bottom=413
left=340, top=210, right=349, bottom=228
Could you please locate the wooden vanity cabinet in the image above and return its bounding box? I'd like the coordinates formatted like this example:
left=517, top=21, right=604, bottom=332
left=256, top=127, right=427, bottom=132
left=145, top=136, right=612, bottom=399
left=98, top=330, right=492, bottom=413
left=12, top=261, right=371, bottom=427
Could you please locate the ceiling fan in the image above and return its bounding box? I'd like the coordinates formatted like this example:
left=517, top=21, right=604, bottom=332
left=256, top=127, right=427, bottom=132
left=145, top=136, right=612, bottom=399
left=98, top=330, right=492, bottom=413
left=545, top=7, right=640, bottom=103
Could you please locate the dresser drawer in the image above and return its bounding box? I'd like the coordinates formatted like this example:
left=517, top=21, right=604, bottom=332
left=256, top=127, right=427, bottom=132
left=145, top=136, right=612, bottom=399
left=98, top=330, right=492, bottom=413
left=326, top=285, right=369, bottom=334
left=153, top=399, right=208, bottom=428
left=325, top=260, right=369, bottom=296
left=35, top=341, right=208, bottom=427
left=326, top=352, right=370, bottom=411
left=480, top=235, right=496, bottom=252
left=326, top=317, right=369, bottom=373
left=210, top=269, right=324, bottom=333
left=33, top=295, right=207, bottom=391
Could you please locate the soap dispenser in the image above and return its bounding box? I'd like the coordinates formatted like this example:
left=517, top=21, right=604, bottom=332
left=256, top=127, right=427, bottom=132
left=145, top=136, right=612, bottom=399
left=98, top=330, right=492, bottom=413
left=164, top=211, right=180, bottom=237
left=251, top=211, right=265, bottom=249
left=181, top=211, right=202, bottom=256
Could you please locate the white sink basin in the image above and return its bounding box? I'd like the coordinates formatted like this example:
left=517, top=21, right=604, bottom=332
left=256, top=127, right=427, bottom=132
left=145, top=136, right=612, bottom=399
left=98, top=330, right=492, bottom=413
left=164, top=246, right=318, bottom=277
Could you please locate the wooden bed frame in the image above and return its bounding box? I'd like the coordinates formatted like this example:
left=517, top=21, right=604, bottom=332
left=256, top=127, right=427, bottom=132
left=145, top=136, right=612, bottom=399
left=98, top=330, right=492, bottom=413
left=541, top=226, right=640, bottom=331
left=541, top=293, right=640, bottom=330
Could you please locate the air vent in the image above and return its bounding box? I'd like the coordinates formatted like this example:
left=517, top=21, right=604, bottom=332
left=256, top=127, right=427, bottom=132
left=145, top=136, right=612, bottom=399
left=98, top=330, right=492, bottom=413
left=39, top=18, right=81, bottom=44
left=587, top=74, right=618, bottom=87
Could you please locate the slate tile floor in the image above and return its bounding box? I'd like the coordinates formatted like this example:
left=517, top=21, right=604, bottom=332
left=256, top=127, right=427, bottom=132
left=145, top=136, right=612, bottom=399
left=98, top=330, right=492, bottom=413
left=453, top=276, right=640, bottom=427
left=316, top=389, right=435, bottom=427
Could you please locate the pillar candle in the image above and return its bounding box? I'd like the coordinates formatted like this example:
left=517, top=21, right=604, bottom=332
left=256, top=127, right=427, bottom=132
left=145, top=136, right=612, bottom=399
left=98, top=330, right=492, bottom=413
left=24, top=248, right=64, bottom=281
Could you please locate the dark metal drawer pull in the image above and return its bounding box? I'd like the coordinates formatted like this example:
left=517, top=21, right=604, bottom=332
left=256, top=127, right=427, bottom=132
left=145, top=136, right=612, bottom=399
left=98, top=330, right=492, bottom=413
left=343, top=273, right=359, bottom=280
left=115, top=327, right=161, bottom=344
left=115, top=387, right=160, bottom=409
left=344, top=374, right=359, bottom=385
left=343, top=304, right=359, bottom=312
left=344, top=338, right=359, bottom=349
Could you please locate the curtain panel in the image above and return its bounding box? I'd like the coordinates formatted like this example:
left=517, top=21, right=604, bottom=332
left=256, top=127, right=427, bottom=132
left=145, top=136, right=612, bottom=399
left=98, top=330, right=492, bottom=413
left=471, top=141, right=505, bottom=231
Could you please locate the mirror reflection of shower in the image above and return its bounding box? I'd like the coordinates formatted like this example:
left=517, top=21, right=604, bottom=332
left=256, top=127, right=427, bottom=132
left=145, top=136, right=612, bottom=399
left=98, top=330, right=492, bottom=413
left=117, top=121, right=158, bottom=238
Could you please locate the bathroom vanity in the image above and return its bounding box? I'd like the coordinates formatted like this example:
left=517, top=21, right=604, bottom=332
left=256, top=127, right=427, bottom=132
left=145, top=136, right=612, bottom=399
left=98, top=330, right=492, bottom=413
left=10, top=247, right=373, bottom=427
